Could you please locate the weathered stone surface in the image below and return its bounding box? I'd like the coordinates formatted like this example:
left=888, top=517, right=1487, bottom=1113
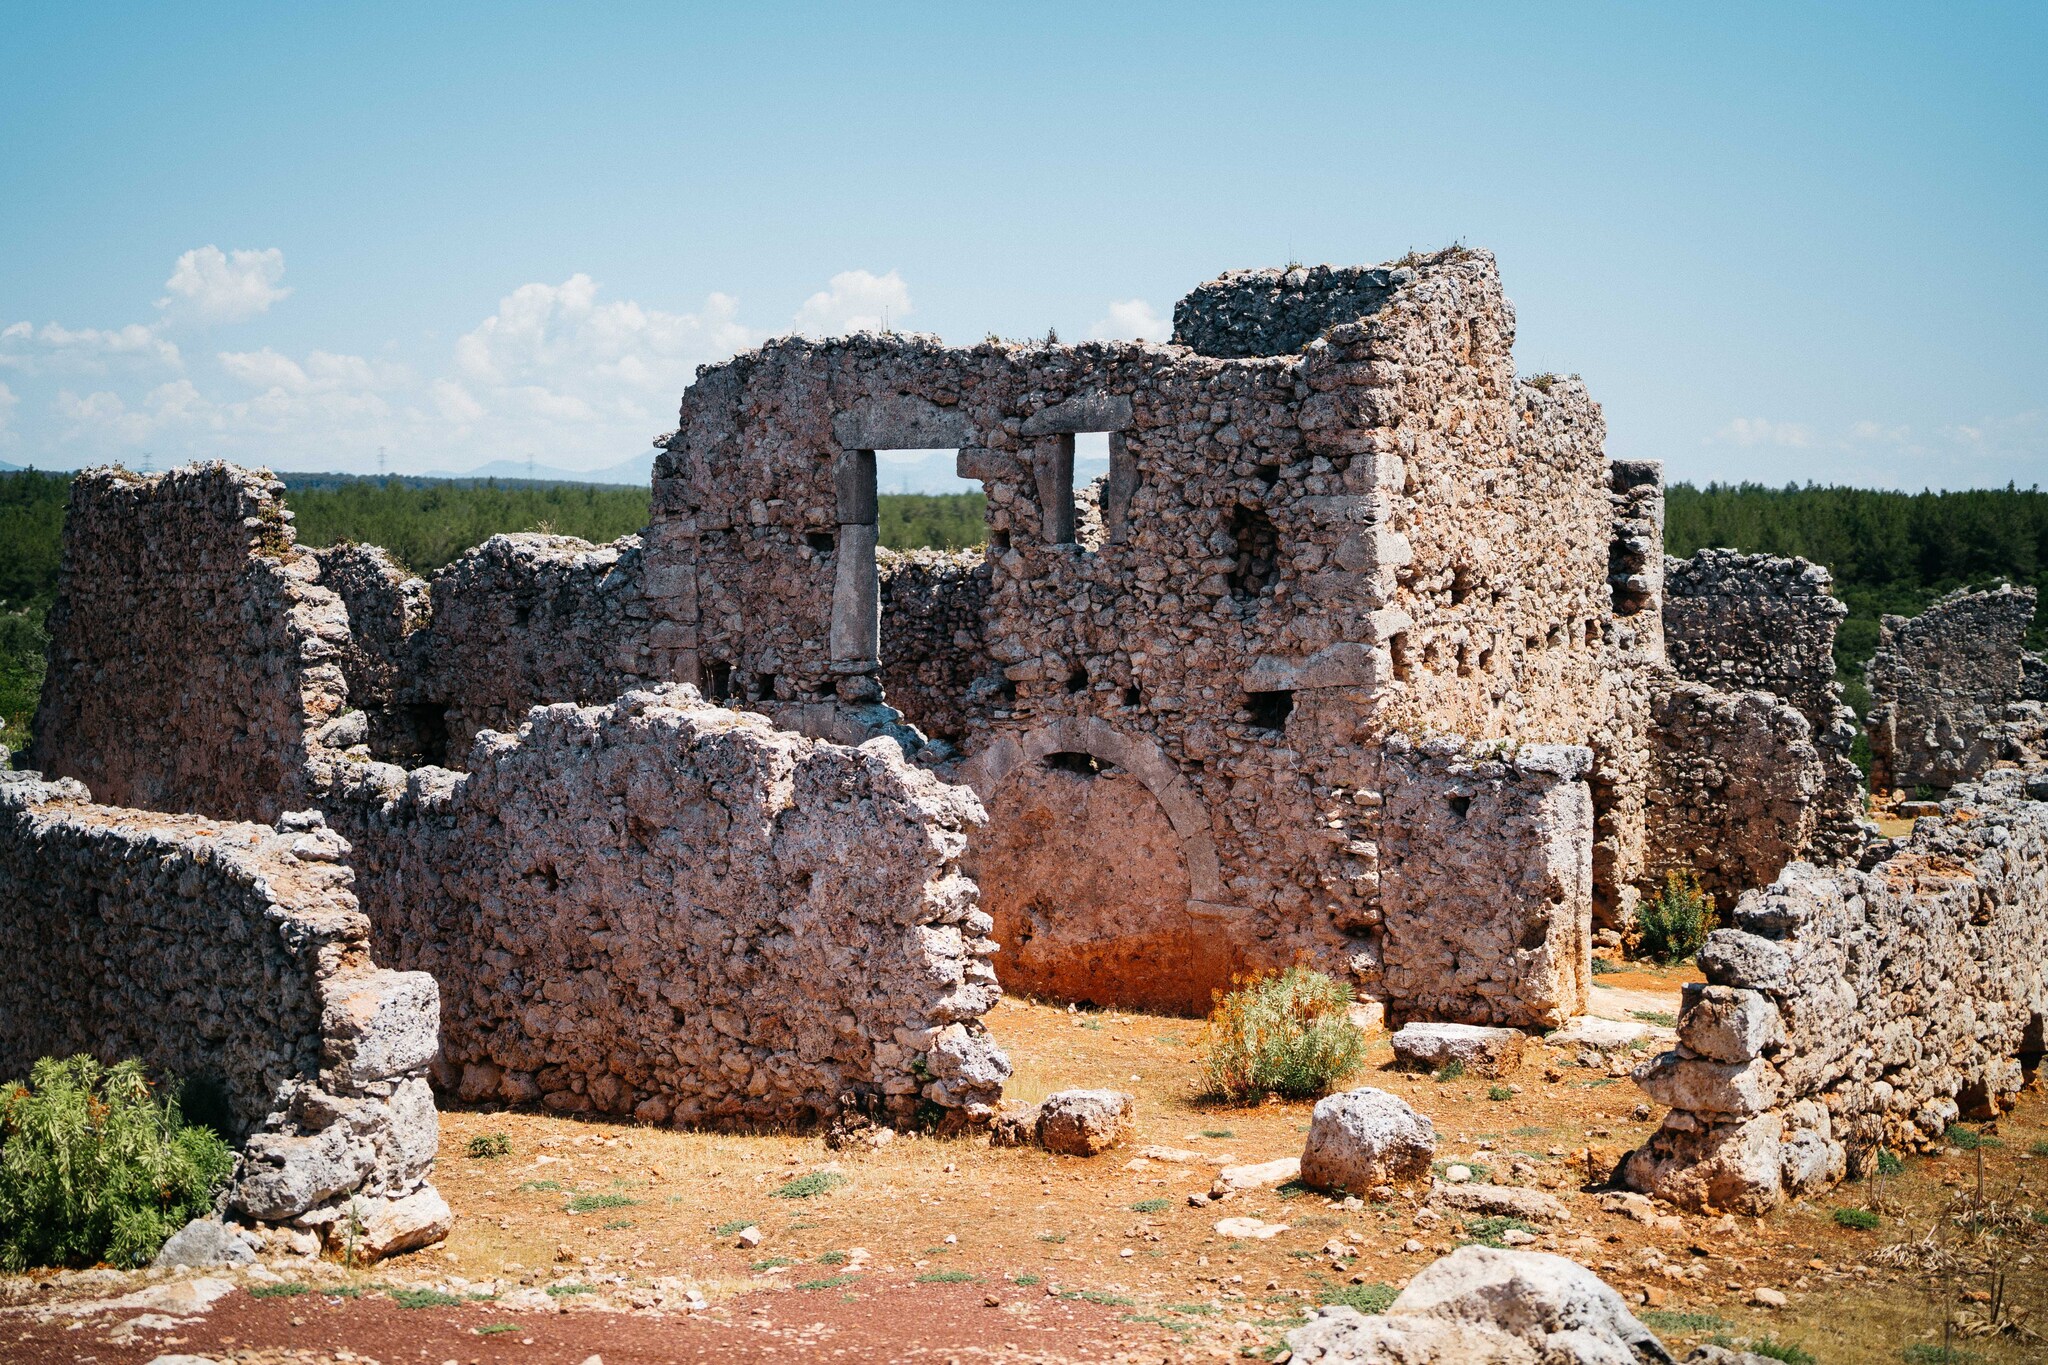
left=1300, top=1088, right=1436, bottom=1193
left=321, top=686, right=1005, bottom=1129
left=1626, top=764, right=2048, bottom=1212
left=1425, top=1181, right=1570, bottom=1224
left=1380, top=743, right=1595, bottom=1028
left=152, top=1220, right=256, bottom=1269
left=1676, top=985, right=1782, bottom=1063
left=0, top=774, right=445, bottom=1235
left=340, top=1185, right=455, bottom=1262
left=1391, top=1022, right=1527, bottom=1078
left=1036, top=1089, right=1133, bottom=1156
left=1866, top=584, right=2039, bottom=791
left=1213, top=1156, right=1300, bottom=1193
left=1286, top=1245, right=1673, bottom=1364
left=29, top=464, right=351, bottom=823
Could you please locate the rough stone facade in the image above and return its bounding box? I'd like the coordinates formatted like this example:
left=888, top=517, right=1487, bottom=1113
left=1652, top=550, right=1867, bottom=886
left=29, top=464, right=351, bottom=823
left=1588, top=459, right=1666, bottom=932
left=1865, top=584, right=2040, bottom=791
left=1376, top=739, right=1594, bottom=1028
left=1623, top=765, right=2048, bottom=1213
left=876, top=548, right=992, bottom=747
left=0, top=771, right=443, bottom=1233
left=314, top=685, right=1006, bottom=1129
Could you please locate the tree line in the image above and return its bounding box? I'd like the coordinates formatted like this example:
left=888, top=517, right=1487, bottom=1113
left=1, top=470, right=2041, bottom=752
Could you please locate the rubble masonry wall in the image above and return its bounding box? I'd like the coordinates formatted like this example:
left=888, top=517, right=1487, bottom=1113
left=313, top=684, right=1008, bottom=1129
left=1624, top=765, right=2048, bottom=1213
left=1865, top=584, right=2040, bottom=791
left=0, top=772, right=443, bottom=1228
left=29, top=464, right=351, bottom=824
left=1377, top=739, right=1595, bottom=1028
left=1588, top=459, right=1666, bottom=931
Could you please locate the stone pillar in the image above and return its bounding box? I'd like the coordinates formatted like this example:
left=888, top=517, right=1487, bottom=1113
left=831, top=449, right=881, bottom=689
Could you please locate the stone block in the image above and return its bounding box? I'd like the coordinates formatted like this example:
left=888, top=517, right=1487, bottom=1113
left=1391, top=1022, right=1527, bottom=1078
left=1036, top=1090, right=1133, bottom=1156
left=1677, top=984, right=1782, bottom=1063
left=1299, top=1087, right=1435, bottom=1193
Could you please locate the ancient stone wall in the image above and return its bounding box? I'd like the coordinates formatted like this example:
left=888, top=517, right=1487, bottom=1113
left=0, top=772, right=443, bottom=1234
left=29, top=464, right=351, bottom=823
left=1656, top=550, right=1866, bottom=877
left=309, top=544, right=434, bottom=762
left=1376, top=739, right=1595, bottom=1028
left=314, top=685, right=1007, bottom=1129
left=877, top=547, right=992, bottom=746
left=1623, top=764, right=2048, bottom=1214
left=1865, top=584, right=2040, bottom=791
left=1642, top=681, right=1832, bottom=904
left=1588, top=460, right=1666, bottom=933
left=1170, top=262, right=1405, bottom=359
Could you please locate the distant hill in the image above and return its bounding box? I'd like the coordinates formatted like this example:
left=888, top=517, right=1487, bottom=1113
left=423, top=452, right=655, bottom=487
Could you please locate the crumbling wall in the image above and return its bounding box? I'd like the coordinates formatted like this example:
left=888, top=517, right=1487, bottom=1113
left=1170, top=262, right=1403, bottom=358
left=1655, top=550, right=1866, bottom=879
left=1376, top=739, right=1595, bottom=1028
left=0, top=772, right=443, bottom=1235
left=1623, top=765, right=2048, bottom=1214
left=316, top=685, right=1007, bottom=1129
left=310, top=544, right=434, bottom=762
left=1643, top=681, right=1832, bottom=904
left=405, top=533, right=668, bottom=767
left=29, top=464, right=351, bottom=823
left=877, top=547, right=992, bottom=746
left=1589, top=460, right=1666, bottom=932
left=1866, top=584, right=2040, bottom=791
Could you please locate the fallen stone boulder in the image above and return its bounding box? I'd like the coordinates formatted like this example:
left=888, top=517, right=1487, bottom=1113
left=1212, top=1156, right=1300, bottom=1194
left=1392, top=1022, right=1527, bottom=1077
left=987, top=1104, right=1041, bottom=1148
left=1036, top=1090, right=1133, bottom=1156
left=1425, top=1180, right=1571, bottom=1224
left=1300, top=1088, right=1436, bottom=1193
left=151, top=1219, right=256, bottom=1269
left=1285, top=1245, right=1674, bottom=1364
left=336, top=1185, right=456, bottom=1262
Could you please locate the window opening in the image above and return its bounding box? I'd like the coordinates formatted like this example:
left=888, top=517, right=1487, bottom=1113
left=700, top=658, right=735, bottom=702
left=1245, top=690, right=1294, bottom=731
left=1123, top=684, right=1142, bottom=708
left=754, top=672, right=778, bottom=701
left=873, top=448, right=974, bottom=496
left=1065, top=665, right=1089, bottom=694
left=804, top=530, right=836, bottom=554
left=1044, top=751, right=1113, bottom=777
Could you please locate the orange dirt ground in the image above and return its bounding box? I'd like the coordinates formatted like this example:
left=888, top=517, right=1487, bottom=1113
left=4, top=967, right=2043, bottom=1363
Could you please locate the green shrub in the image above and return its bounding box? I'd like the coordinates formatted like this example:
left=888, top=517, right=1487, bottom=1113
left=1432, top=1060, right=1467, bottom=1083
left=1637, top=870, right=1717, bottom=963
left=915, top=1269, right=977, bottom=1283
left=772, top=1171, right=848, bottom=1200
left=1746, top=1338, right=1814, bottom=1365
left=2028, top=1139, right=2048, bottom=1157
left=1902, top=1346, right=1986, bottom=1365
left=1876, top=1148, right=1904, bottom=1175
left=0, top=1055, right=234, bottom=1269
left=797, top=1274, right=858, bottom=1290
left=1590, top=956, right=1622, bottom=975
left=564, top=1193, right=636, bottom=1214
left=250, top=1282, right=310, bottom=1298
left=545, top=1282, right=595, bottom=1297
left=1943, top=1124, right=2001, bottom=1151
left=466, top=1133, right=510, bottom=1159
left=1318, top=1282, right=1396, bottom=1314
left=1833, top=1207, right=1880, bottom=1230
left=1463, top=1215, right=1537, bottom=1247
left=1130, top=1197, right=1171, bottom=1213
left=1640, top=1309, right=1728, bottom=1334
left=388, top=1287, right=464, bottom=1309
left=1486, top=1085, right=1514, bottom=1101
left=1198, top=968, right=1366, bottom=1102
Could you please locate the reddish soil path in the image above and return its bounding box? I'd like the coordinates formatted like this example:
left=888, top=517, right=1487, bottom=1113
left=3, top=1277, right=1181, bottom=1364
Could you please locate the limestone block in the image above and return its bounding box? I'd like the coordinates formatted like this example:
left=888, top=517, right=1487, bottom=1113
left=1035, top=1090, right=1133, bottom=1156
left=321, top=969, right=441, bottom=1088
left=1391, top=1022, right=1526, bottom=1078
left=233, top=1122, right=375, bottom=1221
left=1299, top=1087, right=1436, bottom=1193
left=1631, top=1052, right=1780, bottom=1117
left=336, top=1185, right=454, bottom=1262
left=152, top=1219, right=257, bottom=1268
left=1425, top=1180, right=1570, bottom=1224
left=1621, top=1112, right=1784, bottom=1216
left=1677, top=985, right=1782, bottom=1063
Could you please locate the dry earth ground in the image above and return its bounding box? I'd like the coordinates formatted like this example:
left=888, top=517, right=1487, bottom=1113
left=4, top=966, right=2043, bottom=1364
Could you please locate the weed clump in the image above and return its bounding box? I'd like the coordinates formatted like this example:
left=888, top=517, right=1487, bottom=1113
left=0, top=1056, right=233, bottom=1270
left=1636, top=870, right=1717, bottom=963
left=1198, top=968, right=1366, bottom=1102
left=1318, top=1281, right=1396, bottom=1313
left=1832, top=1207, right=1880, bottom=1230
left=466, top=1133, right=510, bottom=1159
left=564, top=1193, right=637, bottom=1214
left=772, top=1171, right=848, bottom=1200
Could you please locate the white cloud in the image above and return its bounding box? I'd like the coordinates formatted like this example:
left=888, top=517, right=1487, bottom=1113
left=1088, top=298, right=1171, bottom=342
left=432, top=379, right=483, bottom=423
left=157, top=246, right=291, bottom=324
left=0, top=381, right=16, bottom=444
left=1713, top=417, right=1816, bottom=449
left=0, top=320, right=181, bottom=373
left=791, top=269, right=911, bottom=337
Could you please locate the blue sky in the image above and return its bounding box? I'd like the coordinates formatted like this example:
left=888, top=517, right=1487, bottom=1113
left=1, top=2, right=2041, bottom=489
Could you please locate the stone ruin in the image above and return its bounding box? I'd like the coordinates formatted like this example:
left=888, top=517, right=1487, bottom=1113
left=4, top=247, right=2045, bottom=1228
left=1865, top=582, right=2046, bottom=793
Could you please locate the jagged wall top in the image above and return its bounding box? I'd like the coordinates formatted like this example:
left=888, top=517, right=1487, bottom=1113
left=1170, top=250, right=1509, bottom=359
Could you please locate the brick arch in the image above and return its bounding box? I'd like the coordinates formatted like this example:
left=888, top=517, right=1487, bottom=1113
left=960, top=718, right=1240, bottom=916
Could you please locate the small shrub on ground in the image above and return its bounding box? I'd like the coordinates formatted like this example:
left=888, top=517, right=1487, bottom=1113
left=250, top=1283, right=310, bottom=1299
left=752, top=1256, right=795, bottom=1271
left=1486, top=1085, right=1514, bottom=1101
left=772, top=1171, right=848, bottom=1199
left=916, top=1270, right=977, bottom=1284
left=1943, top=1124, right=2001, bottom=1151
left=1012, top=1273, right=1041, bottom=1286
left=1636, top=870, right=1717, bottom=963
left=1630, top=1009, right=1678, bottom=1027
left=797, top=1274, right=857, bottom=1290
left=817, top=1250, right=848, bottom=1266
left=475, top=1324, right=520, bottom=1336
left=388, top=1287, right=463, bottom=1309
left=466, top=1133, right=510, bottom=1159
left=1432, top=1059, right=1467, bottom=1083
left=1833, top=1207, right=1880, bottom=1230
left=1746, top=1338, right=1815, bottom=1365
left=1318, top=1282, right=1396, bottom=1314
left=0, top=1055, right=234, bottom=1270
left=1199, top=968, right=1366, bottom=1102
left=564, top=1193, right=636, bottom=1214
left=544, top=1283, right=594, bottom=1297
left=2028, top=1139, right=2048, bottom=1157
left=1876, top=1149, right=1904, bottom=1175
left=1640, top=1309, right=1728, bottom=1334
left=1902, top=1345, right=1987, bottom=1364
left=1463, top=1216, right=1537, bottom=1247
left=1201, top=1129, right=1235, bottom=1139
left=1590, top=956, right=1622, bottom=975
left=1130, top=1197, right=1171, bottom=1213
